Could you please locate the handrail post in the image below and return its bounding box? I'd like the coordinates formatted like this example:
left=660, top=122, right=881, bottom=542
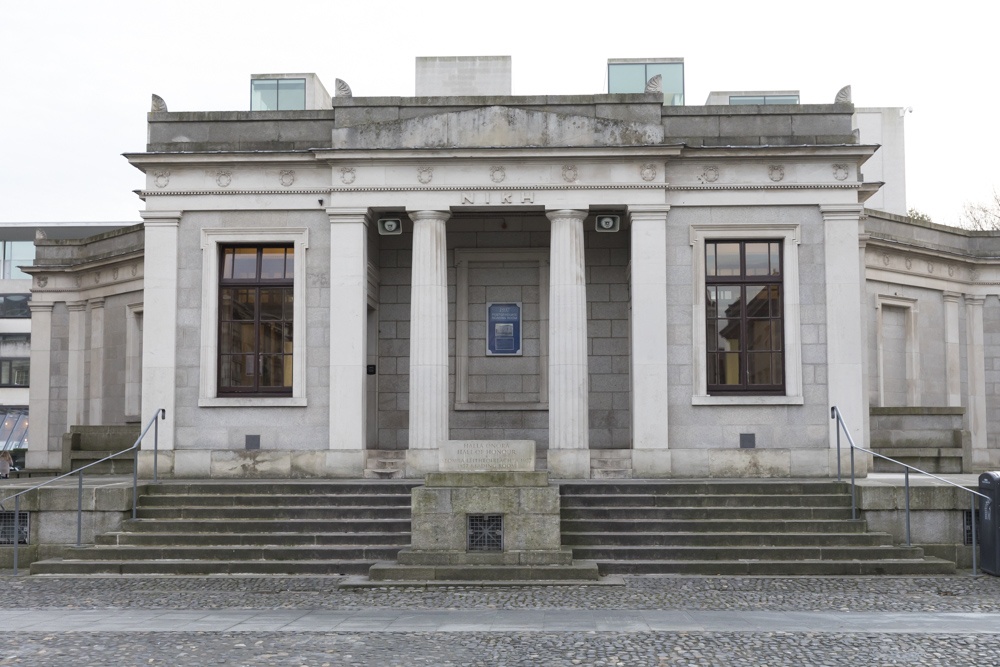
left=132, top=443, right=138, bottom=521
left=153, top=411, right=160, bottom=483
left=13, top=495, right=18, bottom=576
left=904, top=468, right=911, bottom=547
left=849, top=439, right=856, bottom=521
left=972, top=494, right=979, bottom=577
left=833, top=407, right=841, bottom=482
left=75, top=473, right=83, bottom=548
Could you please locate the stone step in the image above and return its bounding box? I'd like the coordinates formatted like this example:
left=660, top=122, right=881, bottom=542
left=560, top=493, right=852, bottom=508
left=560, top=518, right=869, bottom=534
left=145, top=482, right=419, bottom=496
left=369, top=561, right=600, bottom=582
left=561, top=507, right=853, bottom=521
left=568, top=545, right=927, bottom=562
left=590, top=469, right=634, bottom=479
left=121, top=518, right=412, bottom=534
left=138, top=494, right=412, bottom=508
left=560, top=481, right=849, bottom=495
left=561, top=531, right=892, bottom=547
left=589, top=557, right=957, bottom=576
left=31, top=559, right=377, bottom=576
left=96, top=531, right=411, bottom=547
left=135, top=506, right=411, bottom=520
left=59, top=545, right=404, bottom=562
left=363, top=469, right=404, bottom=479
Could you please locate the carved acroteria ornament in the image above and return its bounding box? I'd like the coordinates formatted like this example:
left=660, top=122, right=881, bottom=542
left=833, top=164, right=850, bottom=181
left=153, top=170, right=170, bottom=188
left=216, top=170, right=232, bottom=188
left=561, top=165, right=578, bottom=182
left=36, top=277, right=47, bottom=288
left=640, top=163, right=657, bottom=182
left=340, top=167, right=356, bottom=185
left=700, top=166, right=720, bottom=183
left=417, top=166, right=433, bottom=184
left=490, top=166, right=506, bottom=183
left=279, top=170, right=295, bottom=187
left=768, top=165, right=785, bottom=182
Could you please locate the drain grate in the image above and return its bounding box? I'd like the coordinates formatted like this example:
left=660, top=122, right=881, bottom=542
left=0, top=511, right=28, bottom=545
left=467, top=514, right=503, bottom=552
left=964, top=509, right=981, bottom=546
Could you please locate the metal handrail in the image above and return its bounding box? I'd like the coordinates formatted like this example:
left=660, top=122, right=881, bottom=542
left=0, top=408, right=166, bottom=575
left=832, top=405, right=990, bottom=576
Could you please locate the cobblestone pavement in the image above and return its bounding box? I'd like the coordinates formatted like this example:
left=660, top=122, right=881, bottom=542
left=1, top=631, right=998, bottom=666
left=3, top=574, right=1000, bottom=612
left=3, top=575, right=1000, bottom=665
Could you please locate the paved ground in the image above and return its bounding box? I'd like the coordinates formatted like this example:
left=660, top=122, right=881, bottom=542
left=2, top=574, right=1000, bottom=665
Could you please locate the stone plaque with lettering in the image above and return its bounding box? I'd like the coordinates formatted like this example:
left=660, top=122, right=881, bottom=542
left=439, top=440, right=535, bottom=472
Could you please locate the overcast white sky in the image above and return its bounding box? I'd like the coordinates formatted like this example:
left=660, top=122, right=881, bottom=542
left=1, top=0, right=996, bottom=226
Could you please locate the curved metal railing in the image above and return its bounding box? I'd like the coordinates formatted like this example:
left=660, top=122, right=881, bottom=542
left=832, top=405, right=990, bottom=575
left=0, top=409, right=166, bottom=575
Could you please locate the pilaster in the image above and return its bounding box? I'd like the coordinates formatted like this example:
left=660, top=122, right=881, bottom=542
left=628, top=205, right=670, bottom=476
left=942, top=291, right=962, bottom=407
left=327, top=208, right=370, bottom=474
left=820, top=204, right=866, bottom=473
left=965, top=295, right=987, bottom=468
left=66, top=300, right=87, bottom=430
left=88, top=297, right=106, bottom=425
left=139, top=211, right=180, bottom=452
left=406, top=209, right=451, bottom=476
left=546, top=209, right=590, bottom=478
left=26, top=303, right=56, bottom=470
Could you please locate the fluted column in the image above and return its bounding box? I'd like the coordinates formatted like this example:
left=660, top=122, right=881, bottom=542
left=942, top=291, right=962, bottom=407
left=67, top=300, right=87, bottom=429
left=88, top=297, right=106, bottom=424
left=26, top=303, right=55, bottom=470
left=546, top=209, right=590, bottom=478
left=406, top=210, right=451, bottom=475
left=965, top=295, right=988, bottom=469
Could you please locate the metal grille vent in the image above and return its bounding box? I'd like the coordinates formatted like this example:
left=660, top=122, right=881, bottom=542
left=467, top=514, right=503, bottom=552
left=0, top=511, right=28, bottom=545
left=965, top=510, right=981, bottom=546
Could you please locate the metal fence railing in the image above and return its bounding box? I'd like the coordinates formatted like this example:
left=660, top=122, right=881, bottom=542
left=0, top=408, right=165, bottom=575
left=832, top=405, right=990, bottom=576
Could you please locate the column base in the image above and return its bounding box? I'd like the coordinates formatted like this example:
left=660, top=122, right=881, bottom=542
left=547, top=449, right=590, bottom=479
left=25, top=450, right=62, bottom=473
left=405, top=448, right=440, bottom=477
left=632, top=449, right=671, bottom=477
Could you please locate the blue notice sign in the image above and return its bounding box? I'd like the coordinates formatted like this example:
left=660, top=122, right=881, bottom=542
left=486, top=302, right=522, bottom=356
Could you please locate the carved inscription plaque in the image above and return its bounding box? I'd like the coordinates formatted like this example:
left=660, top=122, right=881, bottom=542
left=440, top=440, right=535, bottom=472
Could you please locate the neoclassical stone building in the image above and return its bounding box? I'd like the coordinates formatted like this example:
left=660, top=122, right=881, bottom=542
left=22, top=60, right=1000, bottom=478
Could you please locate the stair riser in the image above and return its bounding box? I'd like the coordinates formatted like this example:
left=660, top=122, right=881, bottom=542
left=138, top=494, right=412, bottom=508
left=560, top=519, right=868, bottom=534
left=97, top=533, right=410, bottom=547
left=595, top=560, right=955, bottom=576
left=31, top=561, right=375, bottom=576
left=73, top=547, right=403, bottom=561
left=145, top=483, right=419, bottom=496
left=561, top=508, right=853, bottom=521
left=561, top=495, right=852, bottom=508
left=122, top=519, right=412, bottom=533
left=135, top=508, right=411, bottom=520
left=571, top=546, right=926, bottom=561
left=562, top=533, right=890, bottom=547
left=561, top=483, right=849, bottom=496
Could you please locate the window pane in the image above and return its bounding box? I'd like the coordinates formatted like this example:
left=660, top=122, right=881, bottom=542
left=222, top=248, right=234, bottom=279
left=772, top=324, right=783, bottom=351
left=745, top=243, right=770, bottom=276
left=259, top=355, right=284, bottom=387
left=730, top=96, right=765, bottom=105
left=8, top=415, right=27, bottom=448
left=251, top=79, right=278, bottom=111
left=0, top=411, right=15, bottom=443
left=645, top=63, right=684, bottom=105
left=260, top=248, right=286, bottom=280
left=715, top=243, right=740, bottom=276
left=8, top=242, right=33, bottom=280
left=748, top=320, right=773, bottom=351
left=10, top=360, right=28, bottom=386
left=222, top=289, right=255, bottom=321
left=706, top=321, right=717, bottom=352
left=3, top=295, right=29, bottom=318
left=224, top=354, right=255, bottom=386
left=283, top=355, right=293, bottom=387
left=706, top=244, right=716, bottom=277
left=745, top=286, right=774, bottom=318
left=706, top=286, right=717, bottom=319
left=259, top=323, right=283, bottom=354
left=720, top=352, right=740, bottom=385
left=714, top=287, right=741, bottom=318
left=283, top=323, right=293, bottom=353
left=773, top=353, right=784, bottom=384
left=0, top=362, right=8, bottom=385
left=284, top=246, right=294, bottom=278
left=231, top=248, right=257, bottom=280
left=748, top=352, right=772, bottom=385
left=608, top=63, right=647, bottom=93
left=769, top=243, right=781, bottom=276
left=283, top=289, right=294, bottom=319
left=717, top=320, right=741, bottom=351
left=259, top=289, right=283, bottom=320
left=277, top=79, right=306, bottom=110
left=769, top=285, right=781, bottom=317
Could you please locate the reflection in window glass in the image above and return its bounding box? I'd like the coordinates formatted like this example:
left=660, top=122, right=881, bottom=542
left=251, top=79, right=278, bottom=111
left=278, top=79, right=306, bottom=110
left=251, top=79, right=306, bottom=111
left=608, top=64, right=647, bottom=93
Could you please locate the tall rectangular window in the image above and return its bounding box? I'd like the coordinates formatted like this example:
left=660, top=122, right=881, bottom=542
left=218, top=246, right=294, bottom=395
left=706, top=241, right=784, bottom=394
left=250, top=79, right=306, bottom=111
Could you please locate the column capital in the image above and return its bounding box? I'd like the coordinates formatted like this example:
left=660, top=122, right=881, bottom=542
left=942, top=291, right=963, bottom=304
left=545, top=209, right=588, bottom=223
left=819, top=204, right=865, bottom=220
left=965, top=294, right=986, bottom=306
left=407, top=209, right=451, bottom=223
left=67, top=300, right=88, bottom=312
left=140, top=210, right=182, bottom=226
left=28, top=302, right=54, bottom=314
left=628, top=205, right=671, bottom=223
left=89, top=297, right=106, bottom=309
left=326, top=208, right=370, bottom=225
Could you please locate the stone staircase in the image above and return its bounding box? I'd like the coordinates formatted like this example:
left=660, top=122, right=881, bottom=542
left=31, top=481, right=417, bottom=575
left=363, top=451, right=406, bottom=479
left=590, top=449, right=633, bottom=479
left=560, top=480, right=957, bottom=575
left=63, top=425, right=140, bottom=474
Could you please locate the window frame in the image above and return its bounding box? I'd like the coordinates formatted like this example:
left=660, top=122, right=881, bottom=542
left=0, top=358, right=29, bottom=387
left=0, top=294, right=31, bottom=319
left=198, top=228, right=309, bottom=408
left=705, top=240, right=785, bottom=395
left=217, top=245, right=295, bottom=397
left=689, top=224, right=803, bottom=406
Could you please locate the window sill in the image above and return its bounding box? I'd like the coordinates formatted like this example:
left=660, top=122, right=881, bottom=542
left=692, top=394, right=804, bottom=406
left=199, top=397, right=307, bottom=408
